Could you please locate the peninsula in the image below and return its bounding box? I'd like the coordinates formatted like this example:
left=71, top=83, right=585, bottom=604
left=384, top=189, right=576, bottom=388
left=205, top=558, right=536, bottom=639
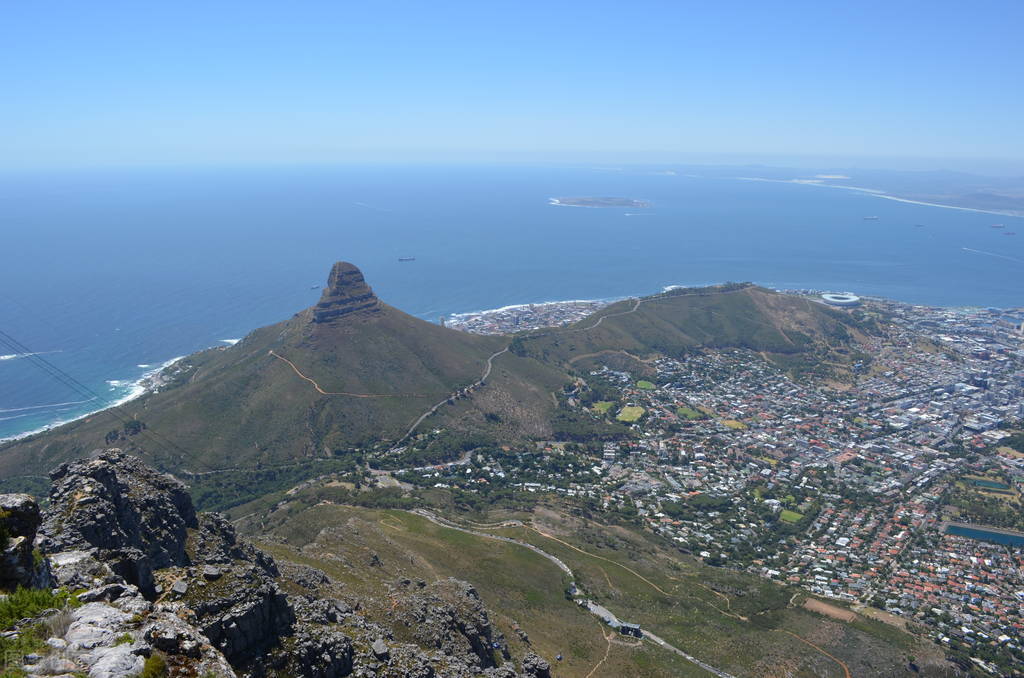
left=549, top=196, right=650, bottom=208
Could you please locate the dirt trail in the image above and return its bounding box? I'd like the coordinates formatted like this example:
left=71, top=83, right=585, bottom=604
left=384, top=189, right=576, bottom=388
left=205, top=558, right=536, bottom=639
left=526, top=526, right=671, bottom=596
left=269, top=350, right=438, bottom=398
left=780, top=630, right=853, bottom=678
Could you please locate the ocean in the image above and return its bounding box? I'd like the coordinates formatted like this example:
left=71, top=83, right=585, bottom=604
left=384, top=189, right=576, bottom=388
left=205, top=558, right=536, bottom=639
left=1, top=164, right=1022, bottom=440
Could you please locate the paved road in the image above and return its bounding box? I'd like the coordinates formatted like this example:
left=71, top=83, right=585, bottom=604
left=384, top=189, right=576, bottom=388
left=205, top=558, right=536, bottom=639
left=410, top=509, right=738, bottom=678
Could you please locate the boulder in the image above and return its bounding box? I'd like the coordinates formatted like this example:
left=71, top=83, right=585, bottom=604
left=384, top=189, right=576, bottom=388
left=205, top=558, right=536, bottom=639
left=38, top=451, right=198, bottom=597
left=0, top=493, right=50, bottom=589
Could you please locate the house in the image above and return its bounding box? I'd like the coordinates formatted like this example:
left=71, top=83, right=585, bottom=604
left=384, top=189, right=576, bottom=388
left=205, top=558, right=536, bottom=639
left=618, top=622, right=643, bottom=638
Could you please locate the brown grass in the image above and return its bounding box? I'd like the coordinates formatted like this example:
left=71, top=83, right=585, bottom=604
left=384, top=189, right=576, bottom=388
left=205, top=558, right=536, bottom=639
left=803, top=598, right=856, bottom=622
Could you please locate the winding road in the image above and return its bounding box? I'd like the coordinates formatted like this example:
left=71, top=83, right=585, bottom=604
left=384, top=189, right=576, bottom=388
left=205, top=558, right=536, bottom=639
left=399, top=345, right=509, bottom=442
left=410, top=509, right=738, bottom=678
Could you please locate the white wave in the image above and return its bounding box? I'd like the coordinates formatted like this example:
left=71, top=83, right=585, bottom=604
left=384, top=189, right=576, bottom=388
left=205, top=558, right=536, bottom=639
left=448, top=298, right=619, bottom=320
left=220, top=338, right=241, bottom=345
left=961, top=247, right=1024, bottom=264
left=0, top=414, right=30, bottom=422
left=735, top=176, right=1024, bottom=217
left=137, top=363, right=152, bottom=368
left=0, top=398, right=97, bottom=414
left=0, top=350, right=61, bottom=362
left=0, top=354, right=188, bottom=444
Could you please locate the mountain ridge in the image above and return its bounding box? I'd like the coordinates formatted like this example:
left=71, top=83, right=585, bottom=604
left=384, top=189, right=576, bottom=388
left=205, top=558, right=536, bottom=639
left=0, top=263, right=871, bottom=505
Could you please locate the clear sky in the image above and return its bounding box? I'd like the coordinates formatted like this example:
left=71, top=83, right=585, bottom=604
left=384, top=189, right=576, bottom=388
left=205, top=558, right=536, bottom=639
left=3, top=1, right=1022, bottom=170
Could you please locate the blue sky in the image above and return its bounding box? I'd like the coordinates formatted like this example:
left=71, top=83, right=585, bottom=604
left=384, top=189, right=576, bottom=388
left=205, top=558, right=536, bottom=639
left=2, top=1, right=1022, bottom=170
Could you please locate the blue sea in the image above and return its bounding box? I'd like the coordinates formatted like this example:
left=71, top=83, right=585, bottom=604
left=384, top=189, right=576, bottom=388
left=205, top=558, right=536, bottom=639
left=1, top=164, right=1022, bottom=440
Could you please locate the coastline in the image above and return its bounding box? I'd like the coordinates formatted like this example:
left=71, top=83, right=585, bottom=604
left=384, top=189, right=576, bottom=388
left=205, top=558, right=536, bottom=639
left=736, top=176, right=1024, bottom=218
left=0, top=353, right=188, bottom=444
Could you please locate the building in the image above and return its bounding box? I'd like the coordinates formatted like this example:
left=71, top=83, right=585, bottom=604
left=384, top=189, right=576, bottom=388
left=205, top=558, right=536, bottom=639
left=821, top=293, right=861, bottom=307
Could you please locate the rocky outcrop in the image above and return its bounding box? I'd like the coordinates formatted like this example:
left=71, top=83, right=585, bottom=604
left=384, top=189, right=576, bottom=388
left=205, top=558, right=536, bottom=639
left=38, top=452, right=197, bottom=596
left=521, top=652, right=552, bottom=678
left=181, top=561, right=295, bottom=665
left=23, top=451, right=550, bottom=677
left=312, top=262, right=382, bottom=323
left=22, top=549, right=237, bottom=677
left=392, top=578, right=509, bottom=669
left=37, top=451, right=299, bottom=672
left=0, top=493, right=50, bottom=589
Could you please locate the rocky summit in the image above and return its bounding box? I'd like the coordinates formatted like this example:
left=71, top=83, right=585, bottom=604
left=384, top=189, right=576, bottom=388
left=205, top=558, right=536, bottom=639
left=312, top=261, right=382, bottom=323
left=0, top=450, right=555, bottom=677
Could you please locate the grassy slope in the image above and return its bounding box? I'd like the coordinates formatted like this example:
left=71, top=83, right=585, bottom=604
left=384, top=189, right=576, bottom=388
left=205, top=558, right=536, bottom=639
left=257, top=504, right=709, bottom=678
left=0, top=303, right=562, bottom=480
left=0, top=284, right=866, bottom=494
left=514, top=285, right=868, bottom=375
left=252, top=502, right=951, bottom=678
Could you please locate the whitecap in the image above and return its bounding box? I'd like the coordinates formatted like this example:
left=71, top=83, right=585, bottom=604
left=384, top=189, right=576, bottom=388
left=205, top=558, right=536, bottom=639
left=0, top=350, right=61, bottom=362
left=220, top=338, right=241, bottom=345
left=0, top=398, right=97, bottom=414
left=137, top=363, right=152, bottom=368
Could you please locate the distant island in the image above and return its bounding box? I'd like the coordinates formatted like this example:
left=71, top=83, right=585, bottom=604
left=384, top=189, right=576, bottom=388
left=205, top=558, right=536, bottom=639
left=549, top=196, right=650, bottom=208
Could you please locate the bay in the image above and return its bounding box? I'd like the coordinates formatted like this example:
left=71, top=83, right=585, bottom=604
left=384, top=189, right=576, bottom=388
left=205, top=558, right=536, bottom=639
left=1, top=164, right=1022, bottom=440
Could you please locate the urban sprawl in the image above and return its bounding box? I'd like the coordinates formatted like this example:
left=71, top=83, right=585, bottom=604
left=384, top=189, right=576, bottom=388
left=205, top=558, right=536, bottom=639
left=413, top=294, right=1024, bottom=674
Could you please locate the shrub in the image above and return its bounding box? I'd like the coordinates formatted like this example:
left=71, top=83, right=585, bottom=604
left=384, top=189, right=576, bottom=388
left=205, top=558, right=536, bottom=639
left=140, top=652, right=168, bottom=678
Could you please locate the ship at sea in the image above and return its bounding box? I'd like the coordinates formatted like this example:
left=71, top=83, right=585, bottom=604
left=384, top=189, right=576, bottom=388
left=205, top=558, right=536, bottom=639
left=991, top=223, right=1005, bottom=228
left=863, top=216, right=879, bottom=220
left=398, top=257, right=416, bottom=262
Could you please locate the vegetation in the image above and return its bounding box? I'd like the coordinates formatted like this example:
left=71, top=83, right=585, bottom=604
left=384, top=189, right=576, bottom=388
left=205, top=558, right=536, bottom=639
left=252, top=501, right=935, bottom=678
left=675, top=405, right=704, bottom=420
left=616, top=406, right=645, bottom=423
left=635, top=380, right=655, bottom=390
left=779, top=509, right=803, bottom=523
left=0, top=588, right=81, bottom=677
left=140, top=652, right=168, bottom=678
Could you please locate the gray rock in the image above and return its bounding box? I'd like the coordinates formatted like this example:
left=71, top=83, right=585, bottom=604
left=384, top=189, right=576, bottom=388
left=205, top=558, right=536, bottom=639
left=76, top=583, right=127, bottom=603
left=171, top=579, right=189, bottom=596
left=0, top=494, right=50, bottom=589
left=45, top=636, right=68, bottom=651
left=65, top=602, right=130, bottom=650
left=0, top=493, right=41, bottom=539
left=203, top=565, right=223, bottom=580
left=48, top=551, right=113, bottom=591
left=86, top=644, right=144, bottom=678
left=372, top=637, right=390, bottom=659
left=521, top=652, right=551, bottom=678
left=38, top=451, right=199, bottom=598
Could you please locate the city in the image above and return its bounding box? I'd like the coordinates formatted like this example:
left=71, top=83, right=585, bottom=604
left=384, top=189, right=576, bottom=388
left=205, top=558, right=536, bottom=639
left=391, top=295, right=1024, bottom=674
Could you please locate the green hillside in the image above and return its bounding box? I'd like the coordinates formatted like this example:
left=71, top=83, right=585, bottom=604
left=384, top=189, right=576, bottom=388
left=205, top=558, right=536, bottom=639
left=245, top=500, right=951, bottom=678
left=0, top=270, right=870, bottom=506
left=512, top=283, right=872, bottom=378
left=0, top=263, right=566, bottom=485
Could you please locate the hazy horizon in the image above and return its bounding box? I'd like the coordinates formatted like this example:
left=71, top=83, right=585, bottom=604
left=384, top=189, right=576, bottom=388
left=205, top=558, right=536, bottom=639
left=3, top=1, right=1023, bottom=172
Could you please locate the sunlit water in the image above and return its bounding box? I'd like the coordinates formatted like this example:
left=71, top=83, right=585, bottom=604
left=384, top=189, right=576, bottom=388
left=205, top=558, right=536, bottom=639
left=1, top=164, right=1021, bottom=439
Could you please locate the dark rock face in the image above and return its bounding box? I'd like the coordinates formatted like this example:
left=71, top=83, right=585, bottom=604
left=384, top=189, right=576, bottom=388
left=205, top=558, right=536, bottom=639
left=38, top=451, right=294, bottom=671
left=271, top=626, right=353, bottom=678
left=38, top=452, right=198, bottom=597
left=392, top=578, right=507, bottom=670
left=312, top=261, right=381, bottom=323
left=32, top=451, right=549, bottom=678
left=191, top=566, right=295, bottom=665
left=521, top=652, right=552, bottom=678
left=0, top=493, right=50, bottom=589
